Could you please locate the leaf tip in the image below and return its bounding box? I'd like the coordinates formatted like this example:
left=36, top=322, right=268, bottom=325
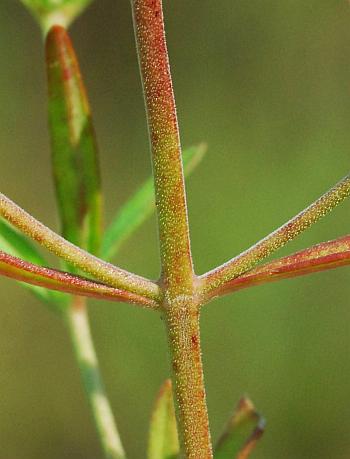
left=45, top=23, right=70, bottom=61
left=153, top=378, right=173, bottom=408
left=215, top=395, right=265, bottom=459
left=148, top=379, right=179, bottom=459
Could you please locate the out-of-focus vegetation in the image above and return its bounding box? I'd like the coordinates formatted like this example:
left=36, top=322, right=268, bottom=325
left=1, top=1, right=350, bottom=457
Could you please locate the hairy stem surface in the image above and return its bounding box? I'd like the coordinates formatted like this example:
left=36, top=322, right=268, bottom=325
left=131, top=0, right=193, bottom=293
left=66, top=297, right=126, bottom=459
left=131, top=0, right=212, bottom=456
left=164, top=300, right=212, bottom=459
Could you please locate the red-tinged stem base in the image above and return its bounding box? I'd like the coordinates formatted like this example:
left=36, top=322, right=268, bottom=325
left=164, top=300, right=213, bottom=458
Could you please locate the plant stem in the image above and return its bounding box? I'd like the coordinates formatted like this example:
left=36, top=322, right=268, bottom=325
left=101, top=144, right=206, bottom=262
left=131, top=0, right=193, bottom=293
left=65, top=296, right=126, bottom=459
left=130, top=1, right=212, bottom=456
left=164, top=300, right=212, bottom=459
left=201, top=174, right=350, bottom=296
left=0, top=193, right=159, bottom=301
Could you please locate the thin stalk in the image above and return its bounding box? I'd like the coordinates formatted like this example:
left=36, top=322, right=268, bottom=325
left=0, top=193, right=159, bottom=301
left=200, top=174, right=350, bottom=296
left=65, top=296, right=126, bottom=459
left=130, top=1, right=212, bottom=456
left=164, top=300, right=212, bottom=459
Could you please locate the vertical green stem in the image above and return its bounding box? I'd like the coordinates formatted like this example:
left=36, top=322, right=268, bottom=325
left=131, top=0, right=193, bottom=294
left=164, top=300, right=213, bottom=458
left=65, top=296, right=126, bottom=459
left=131, top=1, right=213, bottom=456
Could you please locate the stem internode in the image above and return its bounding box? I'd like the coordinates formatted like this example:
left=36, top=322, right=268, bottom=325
left=164, top=296, right=212, bottom=459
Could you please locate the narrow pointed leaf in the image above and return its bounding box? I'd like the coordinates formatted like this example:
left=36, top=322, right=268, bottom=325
left=211, top=235, right=350, bottom=299
left=20, top=0, right=93, bottom=33
left=0, top=251, right=158, bottom=309
left=102, top=144, right=207, bottom=261
left=215, top=397, right=265, bottom=459
left=46, top=25, right=102, bottom=255
left=0, top=219, right=65, bottom=311
left=0, top=193, right=160, bottom=301
left=148, top=379, right=179, bottom=459
left=202, top=174, right=350, bottom=297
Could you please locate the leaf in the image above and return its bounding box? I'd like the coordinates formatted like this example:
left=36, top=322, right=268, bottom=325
left=101, top=144, right=207, bottom=261
left=215, top=397, right=265, bottom=459
left=0, top=193, right=160, bottom=301
left=0, top=251, right=158, bottom=309
left=20, top=0, right=93, bottom=32
left=46, top=25, right=102, bottom=255
left=0, top=219, right=65, bottom=312
left=214, top=235, right=350, bottom=298
left=201, top=173, right=350, bottom=298
left=148, top=379, right=179, bottom=459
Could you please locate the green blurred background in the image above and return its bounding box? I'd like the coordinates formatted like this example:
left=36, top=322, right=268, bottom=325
left=1, top=0, right=350, bottom=457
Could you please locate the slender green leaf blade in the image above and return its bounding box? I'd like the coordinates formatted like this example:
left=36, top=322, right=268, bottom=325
left=46, top=25, right=102, bottom=255
left=148, top=379, right=179, bottom=459
left=215, top=397, right=265, bottom=459
left=20, top=0, right=93, bottom=32
left=102, top=144, right=207, bottom=261
left=0, top=219, right=65, bottom=311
